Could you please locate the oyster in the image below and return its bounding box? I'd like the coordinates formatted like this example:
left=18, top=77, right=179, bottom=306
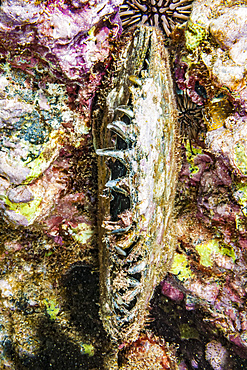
left=93, top=25, right=179, bottom=344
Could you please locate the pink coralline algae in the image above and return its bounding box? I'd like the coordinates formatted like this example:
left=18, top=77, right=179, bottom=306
left=161, top=278, right=184, bottom=302
left=0, top=2, right=125, bottom=366
left=170, top=139, right=247, bottom=351
left=0, top=0, right=122, bottom=118
left=2, top=0, right=247, bottom=368
left=174, top=60, right=206, bottom=106
left=205, top=341, right=231, bottom=370
left=157, top=2, right=247, bottom=358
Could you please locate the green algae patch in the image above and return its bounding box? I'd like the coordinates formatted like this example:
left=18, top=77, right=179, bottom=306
left=221, top=245, right=236, bottom=262
left=80, top=344, right=95, bottom=357
left=5, top=197, right=42, bottom=223
left=43, top=299, right=60, bottom=320
left=45, top=250, right=54, bottom=257
left=195, top=239, right=236, bottom=267
left=170, top=252, right=193, bottom=282
left=185, top=141, right=203, bottom=178
left=233, top=183, right=247, bottom=216
left=67, top=223, right=94, bottom=244
left=233, top=140, right=247, bottom=176
left=179, top=323, right=199, bottom=340
left=185, top=21, right=207, bottom=51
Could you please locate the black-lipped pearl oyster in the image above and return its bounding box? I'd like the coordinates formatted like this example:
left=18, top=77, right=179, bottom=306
left=93, top=25, right=180, bottom=344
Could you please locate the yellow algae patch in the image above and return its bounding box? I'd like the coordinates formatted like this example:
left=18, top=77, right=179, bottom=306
left=203, top=96, right=234, bottom=132
left=196, top=239, right=220, bottom=267
left=24, top=130, right=65, bottom=184
left=170, top=252, right=193, bottom=282
left=185, top=20, right=207, bottom=51
left=195, top=239, right=236, bottom=267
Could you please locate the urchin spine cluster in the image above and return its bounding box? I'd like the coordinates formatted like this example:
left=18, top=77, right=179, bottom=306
left=120, top=0, right=194, bottom=37
left=177, top=92, right=203, bottom=142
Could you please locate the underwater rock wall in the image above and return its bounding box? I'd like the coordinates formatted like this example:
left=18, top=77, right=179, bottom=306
left=162, top=0, right=247, bottom=367
left=0, top=0, right=122, bottom=227
left=1, top=0, right=247, bottom=369
left=0, top=1, right=123, bottom=369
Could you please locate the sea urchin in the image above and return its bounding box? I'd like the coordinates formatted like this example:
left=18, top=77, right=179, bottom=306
left=120, top=0, right=194, bottom=37
left=177, top=91, right=204, bottom=142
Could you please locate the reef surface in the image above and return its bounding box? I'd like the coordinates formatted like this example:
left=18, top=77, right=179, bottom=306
left=1, top=0, right=247, bottom=370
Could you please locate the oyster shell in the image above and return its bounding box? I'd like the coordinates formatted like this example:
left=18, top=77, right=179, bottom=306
left=93, top=25, right=179, bottom=344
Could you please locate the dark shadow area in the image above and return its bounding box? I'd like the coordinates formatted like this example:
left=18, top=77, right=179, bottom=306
left=61, top=264, right=104, bottom=339
left=150, top=284, right=247, bottom=370
left=11, top=265, right=108, bottom=370
left=19, top=329, right=97, bottom=370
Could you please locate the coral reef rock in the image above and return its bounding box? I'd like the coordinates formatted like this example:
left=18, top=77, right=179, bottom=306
left=0, top=0, right=122, bottom=227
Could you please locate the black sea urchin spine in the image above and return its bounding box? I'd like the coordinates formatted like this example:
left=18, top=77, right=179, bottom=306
left=120, top=0, right=194, bottom=37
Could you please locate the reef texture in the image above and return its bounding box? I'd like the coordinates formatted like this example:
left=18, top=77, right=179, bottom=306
left=0, top=0, right=123, bottom=369
left=118, top=334, right=178, bottom=370
left=0, top=0, right=122, bottom=228
left=161, top=0, right=247, bottom=368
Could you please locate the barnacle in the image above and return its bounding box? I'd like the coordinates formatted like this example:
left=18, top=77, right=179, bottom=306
left=93, top=25, right=179, bottom=344
left=120, top=0, right=194, bottom=37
